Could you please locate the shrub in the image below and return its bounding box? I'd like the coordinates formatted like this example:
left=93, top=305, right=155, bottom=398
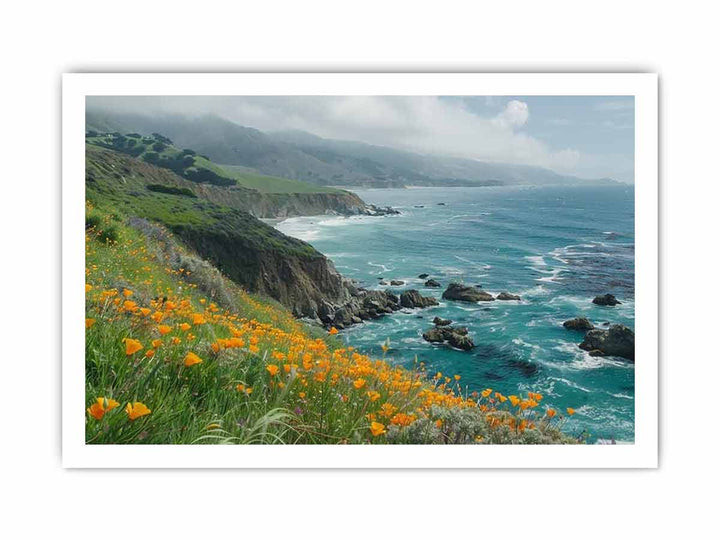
left=85, top=213, right=103, bottom=230
left=143, top=151, right=159, bottom=164
left=184, top=167, right=236, bottom=186
left=86, top=212, right=120, bottom=244
left=151, top=133, right=173, bottom=145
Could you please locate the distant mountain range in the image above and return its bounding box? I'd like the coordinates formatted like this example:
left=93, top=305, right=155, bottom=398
left=86, top=111, right=620, bottom=189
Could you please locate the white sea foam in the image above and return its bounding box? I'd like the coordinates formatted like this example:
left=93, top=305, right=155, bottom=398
left=549, top=341, right=633, bottom=370
left=512, top=338, right=541, bottom=350
left=547, top=376, right=592, bottom=393
left=525, top=255, right=547, bottom=266
left=519, top=284, right=550, bottom=297
left=368, top=261, right=393, bottom=273
left=608, top=392, right=634, bottom=400
left=535, top=267, right=565, bottom=283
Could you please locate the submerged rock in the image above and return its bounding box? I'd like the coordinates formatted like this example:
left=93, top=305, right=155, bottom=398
left=399, top=289, right=439, bottom=309
left=390, top=280, right=405, bottom=286
left=563, top=317, right=594, bottom=331
left=418, top=273, right=430, bottom=279
left=442, top=282, right=495, bottom=302
left=496, top=292, right=521, bottom=301
left=592, top=294, right=622, bottom=306
left=579, top=324, right=635, bottom=361
left=425, top=278, right=441, bottom=288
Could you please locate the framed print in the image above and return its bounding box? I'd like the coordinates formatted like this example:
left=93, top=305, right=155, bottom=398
left=62, top=73, right=658, bottom=468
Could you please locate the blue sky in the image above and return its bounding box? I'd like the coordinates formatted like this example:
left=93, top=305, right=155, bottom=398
left=449, top=96, right=634, bottom=181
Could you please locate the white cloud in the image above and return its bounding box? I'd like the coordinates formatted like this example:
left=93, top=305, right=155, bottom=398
left=493, top=100, right=529, bottom=128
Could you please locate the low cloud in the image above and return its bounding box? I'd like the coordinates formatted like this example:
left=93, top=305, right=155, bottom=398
left=88, top=96, right=584, bottom=174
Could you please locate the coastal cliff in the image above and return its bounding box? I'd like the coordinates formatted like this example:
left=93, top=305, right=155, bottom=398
left=86, top=144, right=388, bottom=319
left=184, top=183, right=371, bottom=218
left=86, top=132, right=394, bottom=219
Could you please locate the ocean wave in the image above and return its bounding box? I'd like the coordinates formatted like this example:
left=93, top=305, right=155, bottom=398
left=518, top=284, right=550, bottom=297
left=368, top=261, right=394, bottom=273
left=549, top=341, right=634, bottom=370
left=546, top=376, right=592, bottom=393
left=535, top=267, right=565, bottom=283
left=524, top=255, right=547, bottom=266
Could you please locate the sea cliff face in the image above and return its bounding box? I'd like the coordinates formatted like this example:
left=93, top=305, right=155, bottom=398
left=171, top=222, right=353, bottom=316
left=188, top=183, right=370, bottom=218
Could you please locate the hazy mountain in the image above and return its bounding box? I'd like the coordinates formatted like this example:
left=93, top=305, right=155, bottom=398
left=85, top=111, right=618, bottom=188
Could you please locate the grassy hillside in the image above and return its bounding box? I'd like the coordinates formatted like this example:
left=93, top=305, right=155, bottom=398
left=220, top=164, right=340, bottom=194
left=87, top=131, right=343, bottom=194
left=85, top=145, right=316, bottom=258
left=84, top=206, right=580, bottom=444
left=87, top=131, right=237, bottom=187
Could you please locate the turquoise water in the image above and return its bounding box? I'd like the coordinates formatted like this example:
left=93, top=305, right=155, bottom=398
left=277, top=185, right=635, bottom=442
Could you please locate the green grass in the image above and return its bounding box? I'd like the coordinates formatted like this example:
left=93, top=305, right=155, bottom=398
left=220, top=165, right=341, bottom=194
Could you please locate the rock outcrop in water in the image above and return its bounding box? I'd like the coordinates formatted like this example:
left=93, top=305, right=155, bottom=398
left=563, top=317, right=595, bottom=331
left=579, top=324, right=635, bottom=361
left=399, top=289, right=439, bottom=309
left=425, top=278, right=441, bottom=288
left=423, top=324, right=475, bottom=351
left=433, top=316, right=452, bottom=326
left=364, top=204, right=400, bottom=217
left=442, top=282, right=495, bottom=302
left=496, top=292, right=521, bottom=301
left=315, top=287, right=441, bottom=330
left=592, top=294, right=622, bottom=306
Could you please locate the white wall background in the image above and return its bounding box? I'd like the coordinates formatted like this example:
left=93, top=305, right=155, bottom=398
left=1, top=1, right=716, bottom=538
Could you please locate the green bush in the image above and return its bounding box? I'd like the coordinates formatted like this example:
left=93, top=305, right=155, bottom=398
left=143, top=151, right=159, bottom=163
left=85, top=213, right=103, bottom=230
left=98, top=224, right=120, bottom=244
left=86, top=212, right=120, bottom=244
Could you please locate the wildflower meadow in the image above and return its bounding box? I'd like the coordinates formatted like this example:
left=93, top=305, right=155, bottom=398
left=85, top=205, right=580, bottom=445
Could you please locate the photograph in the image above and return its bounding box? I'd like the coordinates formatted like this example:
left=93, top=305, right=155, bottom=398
left=74, top=82, right=649, bottom=453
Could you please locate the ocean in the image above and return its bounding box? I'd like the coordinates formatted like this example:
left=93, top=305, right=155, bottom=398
left=276, top=185, right=635, bottom=442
